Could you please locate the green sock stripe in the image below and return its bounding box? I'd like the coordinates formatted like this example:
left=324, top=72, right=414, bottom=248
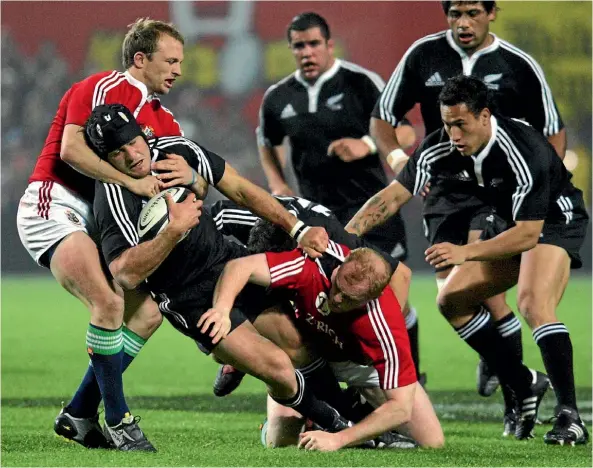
left=122, top=327, right=146, bottom=357
left=86, top=325, right=123, bottom=355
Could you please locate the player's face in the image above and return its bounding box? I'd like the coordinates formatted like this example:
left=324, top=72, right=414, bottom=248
left=441, top=103, right=491, bottom=156
left=328, top=266, right=371, bottom=313
left=107, top=136, right=151, bottom=178
left=289, top=27, right=334, bottom=83
left=142, top=34, right=184, bottom=95
left=446, top=2, right=496, bottom=54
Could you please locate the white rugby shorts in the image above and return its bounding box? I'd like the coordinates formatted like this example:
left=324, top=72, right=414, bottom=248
left=330, top=361, right=380, bottom=387
left=17, top=181, right=98, bottom=266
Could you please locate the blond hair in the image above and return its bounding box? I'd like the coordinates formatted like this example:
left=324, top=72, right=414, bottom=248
left=122, top=18, right=185, bottom=69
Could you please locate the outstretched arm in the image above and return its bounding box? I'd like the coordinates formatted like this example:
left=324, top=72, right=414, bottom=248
left=299, top=385, right=416, bottom=451
left=345, top=181, right=413, bottom=237
left=197, top=254, right=272, bottom=344
left=216, top=163, right=328, bottom=258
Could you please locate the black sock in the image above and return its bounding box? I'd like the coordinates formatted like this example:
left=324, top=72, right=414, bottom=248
left=298, top=359, right=352, bottom=415
left=495, top=312, right=523, bottom=411
left=455, top=308, right=531, bottom=398
left=405, top=307, right=420, bottom=378
left=271, top=370, right=340, bottom=429
left=533, top=322, right=577, bottom=411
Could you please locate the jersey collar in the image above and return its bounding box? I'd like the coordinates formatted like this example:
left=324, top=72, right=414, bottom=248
left=471, top=115, right=498, bottom=186
left=123, top=71, right=158, bottom=103
left=445, top=30, right=500, bottom=75
left=294, top=58, right=341, bottom=90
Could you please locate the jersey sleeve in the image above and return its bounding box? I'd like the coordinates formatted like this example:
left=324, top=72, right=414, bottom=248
left=256, top=86, right=286, bottom=147
left=371, top=47, right=422, bottom=127
left=350, top=289, right=412, bottom=389
left=93, top=181, right=142, bottom=265
left=516, top=55, right=564, bottom=137
left=265, top=249, right=311, bottom=291
left=158, top=138, right=227, bottom=186
left=509, top=140, right=551, bottom=221
left=359, top=72, right=385, bottom=118
left=208, top=199, right=259, bottom=244
left=64, top=77, right=99, bottom=126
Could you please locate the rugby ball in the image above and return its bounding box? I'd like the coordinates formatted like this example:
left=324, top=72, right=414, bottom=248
left=137, top=187, right=192, bottom=243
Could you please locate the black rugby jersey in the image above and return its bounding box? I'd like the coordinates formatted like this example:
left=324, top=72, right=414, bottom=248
left=397, top=116, right=580, bottom=224
left=374, top=31, right=564, bottom=137
left=94, top=136, right=246, bottom=296
left=257, top=59, right=388, bottom=211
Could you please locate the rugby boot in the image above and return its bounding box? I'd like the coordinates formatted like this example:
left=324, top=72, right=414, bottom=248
left=54, top=406, right=112, bottom=449
left=514, top=370, right=550, bottom=440
left=213, top=364, right=245, bottom=397
left=103, top=413, right=156, bottom=452
left=544, top=405, right=589, bottom=446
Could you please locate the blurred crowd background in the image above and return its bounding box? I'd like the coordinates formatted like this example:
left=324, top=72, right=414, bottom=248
left=2, top=1, right=591, bottom=273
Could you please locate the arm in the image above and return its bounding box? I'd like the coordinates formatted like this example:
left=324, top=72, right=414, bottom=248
left=216, top=163, right=328, bottom=257
left=212, top=254, right=272, bottom=313
left=196, top=254, right=272, bottom=344
left=61, top=125, right=161, bottom=197
left=258, top=144, right=294, bottom=196
left=425, top=220, right=544, bottom=269
left=109, top=194, right=202, bottom=289
left=389, top=262, right=412, bottom=308
left=345, top=181, right=413, bottom=237
left=332, top=387, right=414, bottom=449
left=463, top=220, right=543, bottom=260
left=547, top=128, right=567, bottom=160
left=371, top=118, right=410, bottom=175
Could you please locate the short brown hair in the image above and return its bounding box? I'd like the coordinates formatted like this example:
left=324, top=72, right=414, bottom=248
left=122, top=18, right=185, bottom=69
left=340, top=248, right=392, bottom=301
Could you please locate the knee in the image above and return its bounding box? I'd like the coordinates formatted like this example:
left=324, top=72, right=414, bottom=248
left=264, top=351, right=296, bottom=391
left=436, top=288, right=457, bottom=320
left=89, top=293, right=125, bottom=325
left=516, top=289, right=540, bottom=325
left=423, top=433, right=445, bottom=449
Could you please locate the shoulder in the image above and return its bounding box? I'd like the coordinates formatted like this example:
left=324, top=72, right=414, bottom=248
left=496, top=38, right=544, bottom=71
left=496, top=116, right=549, bottom=153
left=405, top=31, right=448, bottom=58
left=416, top=128, right=452, bottom=157
left=338, top=60, right=385, bottom=90
left=262, top=73, right=297, bottom=103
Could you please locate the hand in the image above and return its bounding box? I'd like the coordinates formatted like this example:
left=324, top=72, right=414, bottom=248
left=270, top=182, right=295, bottom=196
left=298, top=430, right=343, bottom=452
left=298, top=226, right=328, bottom=258
left=425, top=242, right=467, bottom=269
left=196, top=307, right=232, bottom=345
left=419, top=181, right=431, bottom=199
left=152, top=153, right=195, bottom=189
left=165, top=192, right=203, bottom=236
left=328, top=138, right=370, bottom=162
left=127, top=175, right=161, bottom=198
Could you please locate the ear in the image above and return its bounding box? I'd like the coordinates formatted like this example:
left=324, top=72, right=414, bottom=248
left=488, top=7, right=497, bottom=22
left=133, top=51, right=146, bottom=69
left=327, top=38, right=335, bottom=54
left=481, top=108, right=491, bottom=124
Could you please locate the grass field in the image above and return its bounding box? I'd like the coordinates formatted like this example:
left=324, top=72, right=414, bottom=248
left=2, top=275, right=591, bottom=467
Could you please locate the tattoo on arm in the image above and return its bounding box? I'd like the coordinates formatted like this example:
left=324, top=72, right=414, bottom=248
left=352, top=195, right=392, bottom=235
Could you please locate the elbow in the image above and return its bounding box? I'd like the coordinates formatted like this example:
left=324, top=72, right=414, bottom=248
left=115, top=273, right=140, bottom=291
left=60, top=141, right=76, bottom=163
left=110, top=264, right=142, bottom=290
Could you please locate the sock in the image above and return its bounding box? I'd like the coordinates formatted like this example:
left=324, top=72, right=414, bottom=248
left=533, top=322, right=577, bottom=410
left=271, top=370, right=341, bottom=429
left=68, top=326, right=147, bottom=418
left=494, top=312, right=523, bottom=411
left=299, top=358, right=358, bottom=420
left=405, top=307, right=420, bottom=378
left=86, top=324, right=129, bottom=426
left=455, top=308, right=532, bottom=398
